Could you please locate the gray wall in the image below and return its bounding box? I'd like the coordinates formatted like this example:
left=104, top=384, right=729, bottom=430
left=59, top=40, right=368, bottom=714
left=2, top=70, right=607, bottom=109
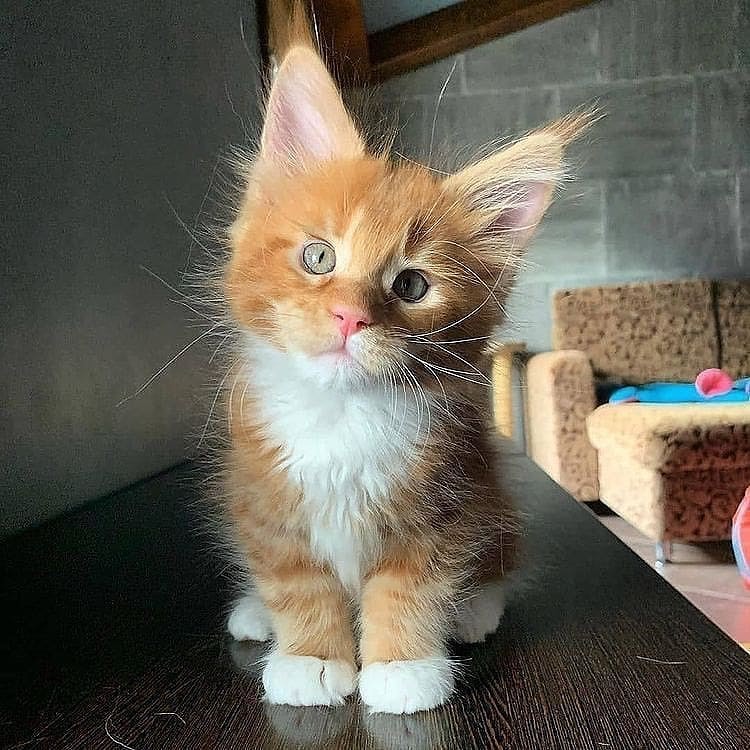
left=380, top=0, right=750, bottom=351
left=362, top=0, right=458, bottom=32
left=1, top=1, right=261, bottom=536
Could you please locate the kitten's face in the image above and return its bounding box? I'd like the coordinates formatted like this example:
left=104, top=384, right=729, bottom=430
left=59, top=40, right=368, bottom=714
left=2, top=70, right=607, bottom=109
left=229, top=158, right=504, bottom=389
left=228, top=46, right=582, bottom=392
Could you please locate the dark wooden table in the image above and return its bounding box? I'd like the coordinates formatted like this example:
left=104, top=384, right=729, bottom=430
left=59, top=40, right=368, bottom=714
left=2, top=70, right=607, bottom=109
left=2, top=458, right=748, bottom=749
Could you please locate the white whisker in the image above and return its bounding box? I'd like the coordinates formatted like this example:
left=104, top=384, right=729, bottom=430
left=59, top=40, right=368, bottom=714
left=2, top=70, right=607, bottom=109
left=198, top=357, right=240, bottom=449
left=428, top=59, right=458, bottom=166
left=163, top=195, right=214, bottom=256
left=427, top=342, right=491, bottom=384
left=117, top=323, right=221, bottom=407
left=403, top=350, right=491, bottom=388
left=140, top=265, right=222, bottom=324
left=209, top=333, right=233, bottom=364
left=424, top=335, right=492, bottom=346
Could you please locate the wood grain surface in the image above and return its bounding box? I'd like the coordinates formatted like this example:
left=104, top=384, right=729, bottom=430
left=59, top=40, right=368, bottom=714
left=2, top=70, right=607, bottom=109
left=1, top=458, right=748, bottom=749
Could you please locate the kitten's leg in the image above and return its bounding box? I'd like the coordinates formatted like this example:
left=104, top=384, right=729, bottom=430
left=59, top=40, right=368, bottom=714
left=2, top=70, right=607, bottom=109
left=452, top=579, right=506, bottom=644
left=358, top=556, right=456, bottom=714
left=227, top=591, right=273, bottom=642
left=256, top=563, right=357, bottom=707
left=452, top=516, right=516, bottom=643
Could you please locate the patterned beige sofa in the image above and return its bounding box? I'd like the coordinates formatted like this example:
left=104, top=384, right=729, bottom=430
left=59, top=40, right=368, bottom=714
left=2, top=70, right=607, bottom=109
left=526, top=279, right=750, bottom=561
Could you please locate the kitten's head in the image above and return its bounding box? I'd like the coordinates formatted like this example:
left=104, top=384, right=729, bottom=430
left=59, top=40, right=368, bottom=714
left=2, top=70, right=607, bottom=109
left=227, top=45, right=586, bottom=392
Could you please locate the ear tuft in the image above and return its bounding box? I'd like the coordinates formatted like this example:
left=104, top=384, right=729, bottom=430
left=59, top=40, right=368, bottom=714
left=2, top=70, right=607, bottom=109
left=444, top=111, right=595, bottom=247
left=260, top=47, right=363, bottom=172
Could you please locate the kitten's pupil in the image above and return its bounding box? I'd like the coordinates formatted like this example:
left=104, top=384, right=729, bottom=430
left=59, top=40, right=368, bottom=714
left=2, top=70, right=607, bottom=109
left=393, top=270, right=428, bottom=302
left=302, top=241, right=336, bottom=275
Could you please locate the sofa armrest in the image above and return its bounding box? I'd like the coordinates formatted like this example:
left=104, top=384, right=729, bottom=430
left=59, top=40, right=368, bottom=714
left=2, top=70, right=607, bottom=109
left=526, top=350, right=599, bottom=501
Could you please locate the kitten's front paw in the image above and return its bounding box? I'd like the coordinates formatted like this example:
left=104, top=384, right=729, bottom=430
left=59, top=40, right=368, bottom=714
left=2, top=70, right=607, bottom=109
left=227, top=594, right=273, bottom=642
left=359, top=657, right=454, bottom=714
left=263, top=649, right=357, bottom=707
left=454, top=581, right=505, bottom=644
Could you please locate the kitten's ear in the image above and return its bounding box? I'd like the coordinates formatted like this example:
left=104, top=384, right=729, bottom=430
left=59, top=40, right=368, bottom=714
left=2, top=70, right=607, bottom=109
left=260, top=47, right=364, bottom=171
left=444, top=115, right=590, bottom=250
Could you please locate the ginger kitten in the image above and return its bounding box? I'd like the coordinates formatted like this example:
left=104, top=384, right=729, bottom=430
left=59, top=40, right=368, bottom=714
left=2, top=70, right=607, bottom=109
left=220, top=18, right=586, bottom=715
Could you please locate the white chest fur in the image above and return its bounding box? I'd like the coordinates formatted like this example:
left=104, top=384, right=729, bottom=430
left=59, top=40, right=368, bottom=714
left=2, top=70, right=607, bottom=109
left=242, top=339, right=424, bottom=590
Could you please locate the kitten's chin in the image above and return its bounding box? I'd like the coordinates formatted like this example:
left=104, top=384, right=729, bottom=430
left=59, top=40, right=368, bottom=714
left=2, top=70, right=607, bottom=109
left=294, top=349, right=374, bottom=390
left=242, top=331, right=381, bottom=392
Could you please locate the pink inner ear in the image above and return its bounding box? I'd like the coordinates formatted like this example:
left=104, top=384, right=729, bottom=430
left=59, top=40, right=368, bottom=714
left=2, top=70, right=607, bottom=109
left=495, top=181, right=548, bottom=233
left=265, top=88, right=333, bottom=162
left=260, top=48, right=362, bottom=168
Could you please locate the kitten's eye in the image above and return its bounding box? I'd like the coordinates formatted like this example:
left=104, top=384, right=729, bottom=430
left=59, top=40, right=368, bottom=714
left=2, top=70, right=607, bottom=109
left=392, top=270, right=429, bottom=302
left=302, top=241, right=336, bottom=274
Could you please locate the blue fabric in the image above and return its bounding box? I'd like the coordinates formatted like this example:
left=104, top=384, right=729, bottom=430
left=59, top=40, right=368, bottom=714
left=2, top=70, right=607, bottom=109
left=610, top=380, right=750, bottom=404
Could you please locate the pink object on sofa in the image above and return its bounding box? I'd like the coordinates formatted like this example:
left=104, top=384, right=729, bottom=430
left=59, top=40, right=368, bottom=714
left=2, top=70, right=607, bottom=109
left=696, top=368, right=735, bottom=398
left=733, top=487, right=750, bottom=590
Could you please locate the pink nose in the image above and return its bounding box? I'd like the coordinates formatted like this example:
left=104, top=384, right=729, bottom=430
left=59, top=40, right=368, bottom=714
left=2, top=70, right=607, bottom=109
left=331, top=305, right=371, bottom=338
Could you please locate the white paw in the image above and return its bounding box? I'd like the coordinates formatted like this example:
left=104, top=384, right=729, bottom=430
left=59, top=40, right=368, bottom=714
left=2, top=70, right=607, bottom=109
left=262, top=649, right=357, bottom=707
left=227, top=594, right=273, bottom=642
left=454, top=581, right=505, bottom=644
left=359, top=657, right=454, bottom=714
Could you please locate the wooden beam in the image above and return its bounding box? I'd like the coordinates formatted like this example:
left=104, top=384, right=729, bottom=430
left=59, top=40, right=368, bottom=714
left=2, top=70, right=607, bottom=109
left=368, top=0, right=598, bottom=81
left=256, top=0, right=272, bottom=74
left=260, top=1, right=370, bottom=83
left=311, top=0, right=370, bottom=81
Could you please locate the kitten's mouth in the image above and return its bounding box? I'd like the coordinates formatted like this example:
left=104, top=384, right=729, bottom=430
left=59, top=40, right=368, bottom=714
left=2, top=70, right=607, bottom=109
left=296, top=335, right=378, bottom=388
left=316, top=335, right=360, bottom=363
left=311, top=340, right=372, bottom=381
left=316, top=347, right=356, bottom=365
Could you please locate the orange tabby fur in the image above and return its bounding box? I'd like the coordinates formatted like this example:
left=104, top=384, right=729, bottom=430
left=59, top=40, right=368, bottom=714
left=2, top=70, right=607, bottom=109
left=220, top=4, right=588, bottom=714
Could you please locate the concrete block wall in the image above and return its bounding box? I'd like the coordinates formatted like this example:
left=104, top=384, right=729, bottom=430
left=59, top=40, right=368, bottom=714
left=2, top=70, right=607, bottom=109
left=379, top=0, right=749, bottom=351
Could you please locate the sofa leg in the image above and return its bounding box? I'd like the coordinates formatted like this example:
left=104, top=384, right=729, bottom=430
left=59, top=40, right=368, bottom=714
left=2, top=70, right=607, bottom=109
left=655, top=540, right=673, bottom=567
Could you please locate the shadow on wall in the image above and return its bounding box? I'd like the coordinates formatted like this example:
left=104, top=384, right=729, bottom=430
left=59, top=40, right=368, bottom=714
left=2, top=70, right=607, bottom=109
left=1, top=0, right=262, bottom=536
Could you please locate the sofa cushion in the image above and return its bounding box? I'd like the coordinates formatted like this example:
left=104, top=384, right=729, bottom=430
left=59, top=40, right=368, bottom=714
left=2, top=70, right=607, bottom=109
left=587, top=403, right=750, bottom=472
left=552, top=280, right=719, bottom=383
